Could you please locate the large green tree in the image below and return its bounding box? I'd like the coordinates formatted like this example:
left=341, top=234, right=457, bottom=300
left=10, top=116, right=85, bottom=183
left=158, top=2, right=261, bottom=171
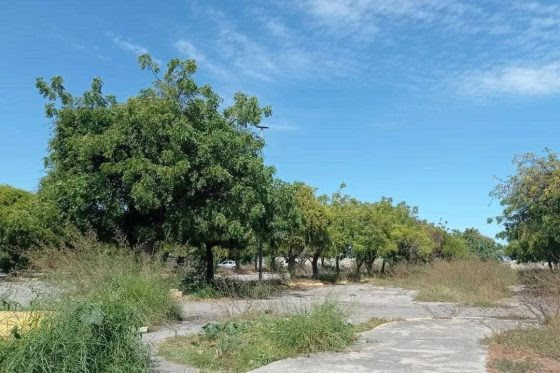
left=294, top=183, right=330, bottom=278
left=491, top=150, right=560, bottom=268
left=327, top=185, right=361, bottom=274
left=268, top=180, right=305, bottom=273
left=37, top=55, right=274, bottom=281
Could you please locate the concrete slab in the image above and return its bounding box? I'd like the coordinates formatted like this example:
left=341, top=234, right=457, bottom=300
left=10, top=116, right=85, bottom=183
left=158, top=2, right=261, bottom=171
left=250, top=318, right=526, bottom=373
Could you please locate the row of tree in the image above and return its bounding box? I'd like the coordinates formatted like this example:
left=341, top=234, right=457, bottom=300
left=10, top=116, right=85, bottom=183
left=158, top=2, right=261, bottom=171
left=1, top=55, right=504, bottom=278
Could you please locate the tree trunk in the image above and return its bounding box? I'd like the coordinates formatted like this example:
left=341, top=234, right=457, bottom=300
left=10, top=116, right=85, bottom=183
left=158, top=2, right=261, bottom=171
left=312, top=252, right=320, bottom=278
left=270, top=254, right=276, bottom=271
left=381, top=258, right=386, bottom=274
left=234, top=248, right=241, bottom=270
left=356, top=257, right=363, bottom=276
left=365, top=256, right=376, bottom=275
left=205, top=244, right=214, bottom=283
left=287, top=256, right=296, bottom=276
left=321, top=257, right=324, bottom=267
left=254, top=254, right=258, bottom=271
left=335, top=256, right=340, bottom=274
left=258, top=240, right=263, bottom=281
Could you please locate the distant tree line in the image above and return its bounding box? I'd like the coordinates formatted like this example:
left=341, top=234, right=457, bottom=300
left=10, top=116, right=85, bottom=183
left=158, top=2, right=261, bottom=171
left=1, top=55, right=504, bottom=277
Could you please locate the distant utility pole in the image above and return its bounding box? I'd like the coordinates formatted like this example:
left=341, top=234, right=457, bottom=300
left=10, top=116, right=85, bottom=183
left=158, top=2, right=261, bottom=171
left=256, top=125, right=268, bottom=281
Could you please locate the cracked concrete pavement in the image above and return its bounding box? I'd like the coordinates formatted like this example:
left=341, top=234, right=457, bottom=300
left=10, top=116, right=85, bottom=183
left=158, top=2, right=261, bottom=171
left=145, top=283, right=531, bottom=372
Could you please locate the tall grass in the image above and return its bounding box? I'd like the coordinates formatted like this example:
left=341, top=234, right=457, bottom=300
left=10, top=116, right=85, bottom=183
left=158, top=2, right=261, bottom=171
left=158, top=301, right=354, bottom=372
left=368, top=259, right=518, bottom=306
left=0, top=237, right=182, bottom=372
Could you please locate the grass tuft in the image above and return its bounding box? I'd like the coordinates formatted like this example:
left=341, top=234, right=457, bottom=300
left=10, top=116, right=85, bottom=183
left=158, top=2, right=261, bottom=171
left=354, top=317, right=392, bottom=333
left=0, top=238, right=182, bottom=372
left=158, top=301, right=354, bottom=372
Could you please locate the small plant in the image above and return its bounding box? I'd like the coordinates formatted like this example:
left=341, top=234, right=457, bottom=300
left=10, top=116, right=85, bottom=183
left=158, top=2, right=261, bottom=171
left=158, top=301, right=354, bottom=372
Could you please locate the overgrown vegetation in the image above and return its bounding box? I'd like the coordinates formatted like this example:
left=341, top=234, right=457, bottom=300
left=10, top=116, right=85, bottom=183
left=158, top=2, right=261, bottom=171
left=0, top=185, right=66, bottom=272
left=0, top=239, right=181, bottom=372
left=158, top=302, right=354, bottom=372
left=366, top=259, right=517, bottom=306
left=182, top=277, right=286, bottom=299
left=518, top=269, right=560, bottom=323
left=487, top=270, right=560, bottom=373
left=487, top=318, right=560, bottom=373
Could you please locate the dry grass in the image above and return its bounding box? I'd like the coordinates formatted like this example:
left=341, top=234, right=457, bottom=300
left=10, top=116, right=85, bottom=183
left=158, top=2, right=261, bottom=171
left=0, top=311, right=45, bottom=338
left=487, top=271, right=560, bottom=373
left=366, top=259, right=518, bottom=306
left=354, top=317, right=392, bottom=333
left=487, top=318, right=560, bottom=373
left=518, top=270, right=560, bottom=323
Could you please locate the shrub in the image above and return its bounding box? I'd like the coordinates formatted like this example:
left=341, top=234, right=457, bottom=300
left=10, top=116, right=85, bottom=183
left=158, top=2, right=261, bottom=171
left=158, top=301, right=354, bottom=372
left=518, top=270, right=560, bottom=324
left=0, top=298, right=151, bottom=372
left=0, top=237, right=182, bottom=372
left=0, top=185, right=65, bottom=272
left=182, top=276, right=285, bottom=300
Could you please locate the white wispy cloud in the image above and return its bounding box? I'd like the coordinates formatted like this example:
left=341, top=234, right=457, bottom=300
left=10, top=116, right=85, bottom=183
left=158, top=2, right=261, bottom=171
left=296, top=0, right=508, bottom=40
left=460, top=62, right=560, bottom=96
left=173, top=7, right=354, bottom=85
left=176, top=1, right=560, bottom=98
left=109, top=35, right=147, bottom=55
left=174, top=40, right=205, bottom=62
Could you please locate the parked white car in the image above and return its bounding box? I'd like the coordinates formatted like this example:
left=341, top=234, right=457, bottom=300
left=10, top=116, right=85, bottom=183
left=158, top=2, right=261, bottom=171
left=217, top=260, right=236, bottom=269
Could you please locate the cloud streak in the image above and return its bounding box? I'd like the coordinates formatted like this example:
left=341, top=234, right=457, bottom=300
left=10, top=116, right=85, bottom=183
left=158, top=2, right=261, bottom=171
left=108, top=33, right=149, bottom=56
left=460, top=62, right=560, bottom=96
left=175, top=1, right=560, bottom=98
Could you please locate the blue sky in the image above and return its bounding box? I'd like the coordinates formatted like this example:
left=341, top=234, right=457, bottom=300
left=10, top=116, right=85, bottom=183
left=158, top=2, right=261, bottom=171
left=2, top=1, right=560, bottom=239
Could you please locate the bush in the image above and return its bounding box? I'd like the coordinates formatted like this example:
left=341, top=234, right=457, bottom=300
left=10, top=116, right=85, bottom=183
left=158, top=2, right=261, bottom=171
left=182, top=276, right=285, bottom=300
left=0, top=298, right=151, bottom=372
left=0, top=238, right=182, bottom=372
left=0, top=185, right=65, bottom=272
left=158, top=301, right=354, bottom=372
left=518, top=270, right=560, bottom=324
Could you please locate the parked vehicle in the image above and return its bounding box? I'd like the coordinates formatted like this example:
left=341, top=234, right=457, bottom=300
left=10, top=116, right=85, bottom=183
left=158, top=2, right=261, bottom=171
left=217, top=260, right=236, bottom=269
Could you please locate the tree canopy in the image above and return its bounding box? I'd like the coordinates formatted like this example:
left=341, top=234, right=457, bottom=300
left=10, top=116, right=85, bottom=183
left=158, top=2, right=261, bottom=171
left=0, top=54, right=506, bottom=276
left=492, top=150, right=560, bottom=267
left=0, top=185, right=63, bottom=271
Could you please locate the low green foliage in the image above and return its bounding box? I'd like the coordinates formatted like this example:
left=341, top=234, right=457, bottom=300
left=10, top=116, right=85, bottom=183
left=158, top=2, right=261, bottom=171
left=183, top=277, right=285, bottom=300
left=0, top=297, right=151, bottom=372
left=0, top=185, right=65, bottom=272
left=0, top=239, right=182, bottom=372
left=158, top=302, right=354, bottom=372
left=367, top=259, right=517, bottom=306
